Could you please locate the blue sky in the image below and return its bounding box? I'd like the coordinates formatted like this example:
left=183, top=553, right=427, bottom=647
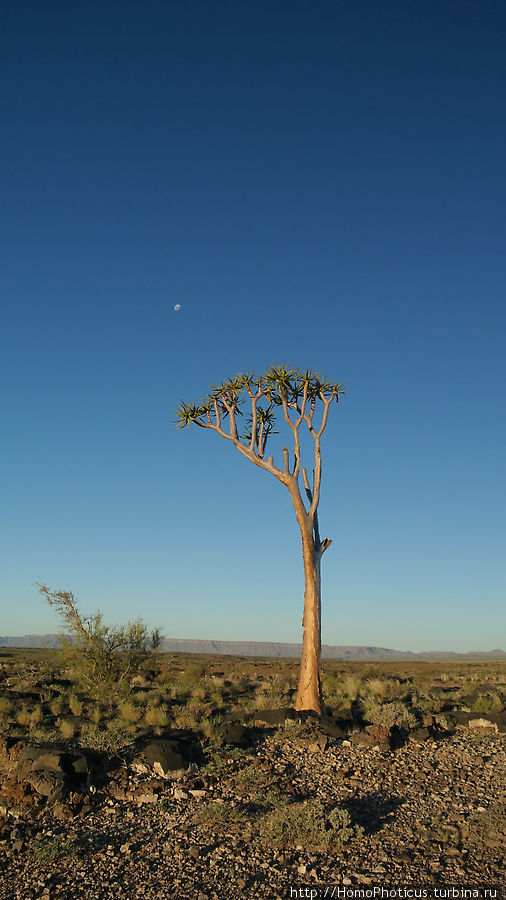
left=1, top=1, right=505, bottom=651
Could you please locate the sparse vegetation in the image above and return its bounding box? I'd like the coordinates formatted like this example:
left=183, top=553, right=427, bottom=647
left=196, top=800, right=248, bottom=825
left=260, top=799, right=362, bottom=849
left=30, top=835, right=79, bottom=864
left=59, top=718, right=76, bottom=739
left=68, top=693, right=83, bottom=716
left=38, top=583, right=163, bottom=702
left=360, top=698, right=417, bottom=729
left=472, top=693, right=503, bottom=713
left=0, top=645, right=503, bottom=895
left=0, top=647, right=503, bottom=776
left=0, top=697, right=14, bottom=718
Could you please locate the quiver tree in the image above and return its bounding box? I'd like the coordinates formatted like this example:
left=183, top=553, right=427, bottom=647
left=175, top=365, right=345, bottom=714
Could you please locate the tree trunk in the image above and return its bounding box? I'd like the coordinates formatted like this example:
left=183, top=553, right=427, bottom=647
left=294, top=528, right=323, bottom=714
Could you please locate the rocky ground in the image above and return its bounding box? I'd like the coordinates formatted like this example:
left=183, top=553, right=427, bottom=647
left=1, top=721, right=505, bottom=900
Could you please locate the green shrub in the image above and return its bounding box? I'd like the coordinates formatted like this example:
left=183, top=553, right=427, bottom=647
left=30, top=835, right=78, bottom=864
left=196, top=801, right=247, bottom=824
left=68, top=694, right=83, bottom=716
left=59, top=718, right=76, bottom=739
left=79, top=721, right=131, bottom=754
left=16, top=707, right=31, bottom=727
left=118, top=700, right=142, bottom=723
left=29, top=705, right=43, bottom=728
left=0, top=697, right=14, bottom=718
left=340, top=676, right=361, bottom=700
left=38, top=583, right=162, bottom=702
left=360, top=699, right=416, bottom=729
left=260, top=800, right=362, bottom=849
left=200, top=713, right=223, bottom=741
left=50, top=695, right=65, bottom=715
left=472, top=693, right=503, bottom=713
left=144, top=706, right=171, bottom=727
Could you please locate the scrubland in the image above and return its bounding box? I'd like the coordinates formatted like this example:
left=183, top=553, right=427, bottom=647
left=0, top=649, right=505, bottom=899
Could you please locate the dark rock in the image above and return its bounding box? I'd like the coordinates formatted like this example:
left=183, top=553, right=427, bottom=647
left=331, top=705, right=354, bottom=721
left=409, top=727, right=432, bottom=743
left=479, top=710, right=506, bottom=732
left=351, top=724, right=391, bottom=748
left=389, top=725, right=409, bottom=749
left=215, top=723, right=251, bottom=746
left=251, top=708, right=297, bottom=726
left=144, top=740, right=186, bottom=774
left=318, top=715, right=353, bottom=739
left=17, top=745, right=89, bottom=781
left=67, top=754, right=88, bottom=777
left=26, top=769, right=67, bottom=801
left=18, top=746, right=65, bottom=773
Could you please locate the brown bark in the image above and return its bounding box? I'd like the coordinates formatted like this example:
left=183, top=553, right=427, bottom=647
left=286, top=481, right=325, bottom=714
left=294, top=529, right=323, bottom=713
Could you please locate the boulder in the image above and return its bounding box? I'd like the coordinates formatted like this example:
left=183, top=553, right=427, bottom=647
left=351, top=724, right=391, bottom=749
left=319, top=716, right=353, bottom=740
left=468, top=717, right=499, bottom=734
left=26, top=769, right=67, bottom=801
left=215, top=723, right=252, bottom=747
left=143, top=740, right=188, bottom=776
left=251, top=708, right=297, bottom=726
left=17, top=745, right=89, bottom=780
left=408, top=727, right=432, bottom=743
left=18, top=746, right=65, bottom=775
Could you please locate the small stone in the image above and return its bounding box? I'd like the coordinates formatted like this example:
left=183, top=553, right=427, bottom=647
left=468, top=718, right=498, bottom=733
left=136, top=792, right=157, bottom=805
left=297, top=864, right=307, bottom=874
left=188, top=844, right=200, bottom=858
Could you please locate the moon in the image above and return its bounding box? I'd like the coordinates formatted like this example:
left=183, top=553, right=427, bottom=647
left=174, top=304, right=181, bottom=311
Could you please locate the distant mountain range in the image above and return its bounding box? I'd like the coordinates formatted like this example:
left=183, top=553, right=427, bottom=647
left=0, top=634, right=504, bottom=660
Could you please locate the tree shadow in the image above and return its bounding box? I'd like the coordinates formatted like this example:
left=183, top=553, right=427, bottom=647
left=340, top=792, right=405, bottom=835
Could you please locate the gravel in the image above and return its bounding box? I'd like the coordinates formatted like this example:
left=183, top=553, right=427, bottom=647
left=1, top=728, right=504, bottom=899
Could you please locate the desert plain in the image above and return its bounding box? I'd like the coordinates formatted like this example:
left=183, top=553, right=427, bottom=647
left=0, top=649, right=505, bottom=900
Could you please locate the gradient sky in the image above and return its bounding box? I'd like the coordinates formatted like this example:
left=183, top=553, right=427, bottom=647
left=1, top=1, right=505, bottom=651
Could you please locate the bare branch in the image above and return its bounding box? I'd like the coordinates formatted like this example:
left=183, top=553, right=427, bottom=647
left=309, top=440, right=322, bottom=518
left=282, top=447, right=290, bottom=473
left=213, top=397, right=221, bottom=430
left=301, top=468, right=321, bottom=546
left=294, top=381, right=309, bottom=428
left=249, top=395, right=258, bottom=453
left=316, top=393, right=332, bottom=438
left=233, top=442, right=285, bottom=481
left=220, top=395, right=238, bottom=440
